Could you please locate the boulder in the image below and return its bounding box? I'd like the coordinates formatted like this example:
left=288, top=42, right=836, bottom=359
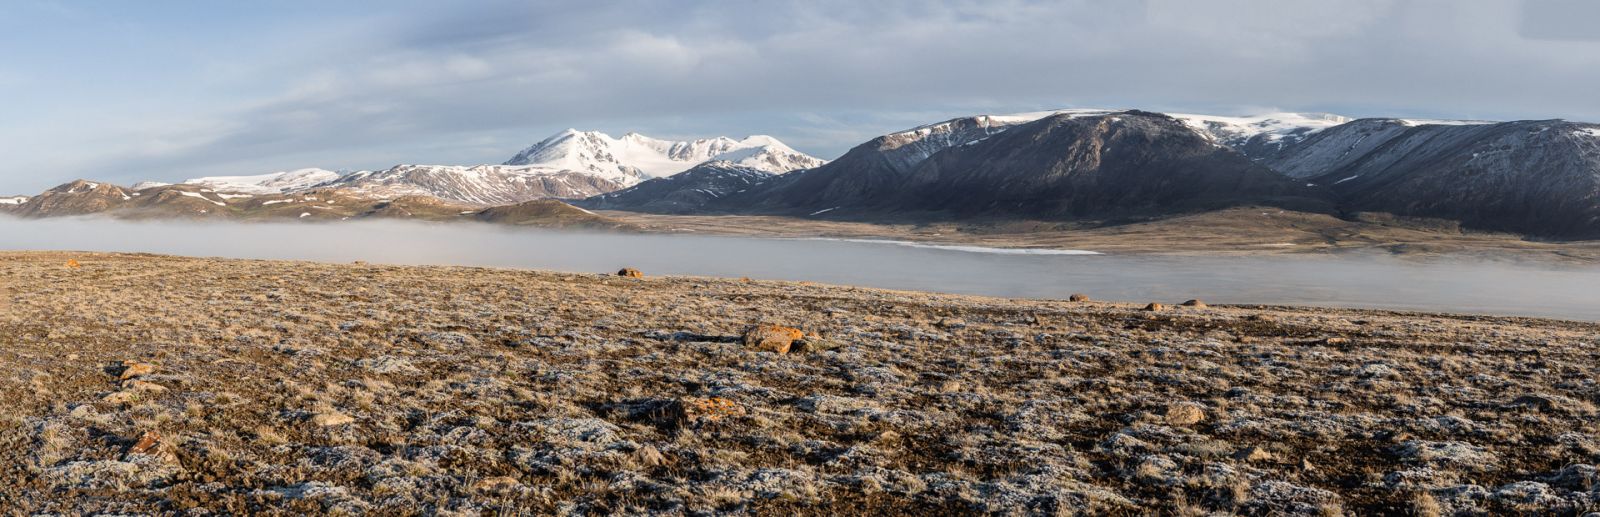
left=617, top=268, right=643, bottom=278
left=118, top=361, right=155, bottom=380
left=1069, top=293, right=1091, bottom=302
left=310, top=411, right=355, bottom=427
left=742, top=324, right=804, bottom=354
left=1143, top=302, right=1164, bottom=312
left=1181, top=299, right=1208, bottom=308
left=1164, top=402, right=1206, bottom=426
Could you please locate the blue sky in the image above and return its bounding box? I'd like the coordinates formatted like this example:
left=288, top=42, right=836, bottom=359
left=2, top=0, right=1598, bottom=193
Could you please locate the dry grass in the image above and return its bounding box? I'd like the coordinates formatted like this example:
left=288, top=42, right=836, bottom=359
left=0, top=251, right=1597, bottom=514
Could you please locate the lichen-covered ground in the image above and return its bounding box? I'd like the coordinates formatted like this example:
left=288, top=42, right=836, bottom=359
left=1, top=251, right=1597, bottom=515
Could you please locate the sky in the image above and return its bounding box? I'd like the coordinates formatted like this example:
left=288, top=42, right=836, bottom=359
left=2, top=0, right=1598, bottom=193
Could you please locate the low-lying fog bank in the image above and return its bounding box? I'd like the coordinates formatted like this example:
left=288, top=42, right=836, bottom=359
left=3, top=217, right=1597, bottom=320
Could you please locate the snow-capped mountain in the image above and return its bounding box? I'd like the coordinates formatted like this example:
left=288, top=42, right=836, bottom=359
left=503, top=129, right=823, bottom=182
left=181, top=168, right=346, bottom=195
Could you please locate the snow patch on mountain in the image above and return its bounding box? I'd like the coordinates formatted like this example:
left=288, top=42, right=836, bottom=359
left=503, top=130, right=823, bottom=182
left=323, top=164, right=626, bottom=206
left=0, top=196, right=27, bottom=205
left=1170, top=112, right=1351, bottom=147
left=182, top=168, right=345, bottom=194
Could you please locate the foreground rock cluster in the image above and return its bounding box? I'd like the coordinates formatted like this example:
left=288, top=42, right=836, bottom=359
left=0, top=252, right=1597, bottom=514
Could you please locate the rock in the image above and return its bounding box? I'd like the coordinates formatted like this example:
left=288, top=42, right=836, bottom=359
left=1181, top=299, right=1208, bottom=308
left=1237, top=446, right=1277, bottom=463
left=128, top=430, right=162, bottom=455
left=66, top=259, right=82, bottom=269
left=1143, top=302, right=1164, bottom=312
left=673, top=397, right=746, bottom=426
left=310, top=411, right=355, bottom=427
left=743, top=324, right=804, bottom=354
left=118, top=361, right=155, bottom=380
left=616, top=267, right=643, bottom=278
left=1323, top=336, right=1351, bottom=345
left=936, top=318, right=967, bottom=329
left=101, top=391, right=138, bottom=405
left=1164, top=402, right=1206, bottom=426
left=124, top=380, right=167, bottom=393
left=633, top=445, right=667, bottom=467
left=1069, top=293, right=1091, bottom=302
left=1507, top=394, right=1556, bottom=412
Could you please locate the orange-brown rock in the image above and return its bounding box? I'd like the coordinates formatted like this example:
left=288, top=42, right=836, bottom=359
left=674, top=397, right=746, bottom=426
left=1143, top=302, right=1164, bottom=311
left=129, top=430, right=162, bottom=455
left=66, top=259, right=82, bottom=269
left=118, top=361, right=155, bottom=380
left=742, top=324, right=804, bottom=354
left=1069, top=293, right=1090, bottom=302
left=617, top=268, right=643, bottom=278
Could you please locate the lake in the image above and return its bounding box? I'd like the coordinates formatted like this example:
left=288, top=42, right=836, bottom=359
left=3, top=217, right=1598, bottom=321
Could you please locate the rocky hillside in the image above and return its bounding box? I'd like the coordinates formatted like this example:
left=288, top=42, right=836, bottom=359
left=473, top=199, right=636, bottom=229
left=877, top=111, right=1330, bottom=219
left=711, top=111, right=1330, bottom=220
left=1260, top=119, right=1600, bottom=238
left=319, top=165, right=625, bottom=206
left=576, top=162, right=772, bottom=214
left=0, top=179, right=618, bottom=229
left=710, top=115, right=1038, bottom=214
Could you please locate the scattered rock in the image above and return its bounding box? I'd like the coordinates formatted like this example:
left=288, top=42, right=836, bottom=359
left=1164, top=402, right=1206, bottom=426
left=66, top=259, right=82, bottom=269
left=1143, top=303, right=1164, bottom=312
left=1324, top=336, right=1351, bottom=345
left=936, top=318, right=967, bottom=329
left=118, top=361, right=155, bottom=380
left=1069, top=293, right=1091, bottom=302
left=617, top=267, right=643, bottom=278
left=310, top=411, right=355, bottom=427
left=742, top=324, right=804, bottom=354
left=1181, top=299, right=1207, bottom=308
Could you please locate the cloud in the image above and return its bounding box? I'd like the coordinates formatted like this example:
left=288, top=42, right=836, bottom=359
left=4, top=0, right=1600, bottom=192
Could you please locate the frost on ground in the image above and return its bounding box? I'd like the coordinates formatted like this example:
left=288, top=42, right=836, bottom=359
left=0, top=251, right=1597, bottom=515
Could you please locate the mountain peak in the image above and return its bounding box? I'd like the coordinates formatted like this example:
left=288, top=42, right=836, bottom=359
left=502, top=128, right=823, bottom=180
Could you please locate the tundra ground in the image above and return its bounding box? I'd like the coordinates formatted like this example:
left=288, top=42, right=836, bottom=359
left=0, top=252, right=1596, bottom=515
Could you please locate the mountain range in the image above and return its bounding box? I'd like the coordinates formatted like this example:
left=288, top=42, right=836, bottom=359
left=4, top=109, right=1598, bottom=240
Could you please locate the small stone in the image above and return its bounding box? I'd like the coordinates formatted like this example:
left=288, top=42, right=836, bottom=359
left=742, top=324, right=804, bottom=354
left=633, top=445, right=667, bottom=467
left=1237, top=446, right=1277, bottom=463
left=310, top=411, right=355, bottom=427
left=617, top=267, right=643, bottom=278
left=673, top=397, right=746, bottom=426
left=1164, top=402, right=1206, bottom=426
left=1142, top=302, right=1164, bottom=312
left=1181, top=299, right=1208, bottom=308
left=118, top=361, right=155, bottom=380
left=124, top=380, right=167, bottom=393
left=66, top=259, right=82, bottom=269
left=1069, top=293, right=1091, bottom=302
left=1323, top=336, right=1351, bottom=345
left=936, top=318, right=967, bottom=329
left=128, top=430, right=162, bottom=455
left=101, top=391, right=138, bottom=404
